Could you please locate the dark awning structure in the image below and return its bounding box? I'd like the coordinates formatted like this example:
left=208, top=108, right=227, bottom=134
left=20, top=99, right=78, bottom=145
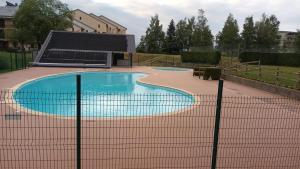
left=33, top=31, right=135, bottom=68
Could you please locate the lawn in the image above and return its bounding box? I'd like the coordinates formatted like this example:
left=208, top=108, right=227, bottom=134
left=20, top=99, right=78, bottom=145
left=221, top=56, right=300, bottom=90
left=131, top=53, right=181, bottom=66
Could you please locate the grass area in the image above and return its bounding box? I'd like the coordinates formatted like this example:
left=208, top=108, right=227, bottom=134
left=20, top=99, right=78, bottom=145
left=221, top=56, right=300, bottom=89
left=131, top=53, right=181, bottom=65
left=0, top=51, right=33, bottom=74
left=232, top=65, right=300, bottom=89
left=131, top=53, right=212, bottom=68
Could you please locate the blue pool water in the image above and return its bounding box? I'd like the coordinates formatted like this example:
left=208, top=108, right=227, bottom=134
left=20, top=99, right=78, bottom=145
left=153, top=67, right=191, bottom=71
left=14, top=72, right=194, bottom=118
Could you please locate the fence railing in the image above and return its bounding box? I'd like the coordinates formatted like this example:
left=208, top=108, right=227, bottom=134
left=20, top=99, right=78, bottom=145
left=0, top=50, right=37, bottom=73
left=223, top=61, right=300, bottom=90
left=1, top=79, right=300, bottom=169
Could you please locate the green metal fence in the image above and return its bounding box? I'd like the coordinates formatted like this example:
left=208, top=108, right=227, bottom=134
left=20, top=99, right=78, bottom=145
left=0, top=79, right=300, bottom=169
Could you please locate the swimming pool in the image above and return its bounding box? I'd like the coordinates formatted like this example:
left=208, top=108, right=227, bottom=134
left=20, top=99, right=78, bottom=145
left=14, top=72, right=194, bottom=118
left=153, top=67, right=191, bottom=71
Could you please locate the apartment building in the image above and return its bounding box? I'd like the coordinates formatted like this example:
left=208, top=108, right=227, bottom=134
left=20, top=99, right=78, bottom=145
left=0, top=5, right=127, bottom=50
left=68, top=9, right=127, bottom=34
left=0, top=5, right=17, bottom=49
left=278, top=31, right=297, bottom=49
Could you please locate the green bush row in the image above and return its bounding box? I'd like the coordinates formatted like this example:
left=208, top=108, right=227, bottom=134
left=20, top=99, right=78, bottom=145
left=239, top=52, right=300, bottom=67
left=181, top=51, right=221, bottom=65
left=203, top=68, right=222, bottom=80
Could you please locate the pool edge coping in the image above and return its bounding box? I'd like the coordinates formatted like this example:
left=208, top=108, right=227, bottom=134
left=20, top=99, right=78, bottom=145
left=5, top=69, right=200, bottom=121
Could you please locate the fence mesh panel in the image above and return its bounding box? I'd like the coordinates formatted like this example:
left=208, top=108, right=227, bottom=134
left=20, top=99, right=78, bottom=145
left=0, top=90, right=300, bottom=169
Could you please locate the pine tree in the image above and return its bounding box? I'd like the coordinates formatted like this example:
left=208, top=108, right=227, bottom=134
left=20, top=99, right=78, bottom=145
left=165, top=19, right=178, bottom=53
left=217, top=13, right=240, bottom=50
left=191, top=9, right=214, bottom=49
left=241, top=16, right=256, bottom=49
left=144, top=14, right=165, bottom=53
left=136, top=36, right=146, bottom=52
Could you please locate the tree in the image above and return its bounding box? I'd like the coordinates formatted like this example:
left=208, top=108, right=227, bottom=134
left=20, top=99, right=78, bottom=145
left=295, top=30, right=300, bottom=51
left=255, top=13, right=280, bottom=49
left=138, top=14, right=165, bottom=53
left=164, top=19, right=178, bottom=53
left=175, top=19, right=187, bottom=52
left=241, top=16, right=256, bottom=49
left=217, top=13, right=240, bottom=50
left=12, top=0, right=72, bottom=48
left=191, top=9, right=214, bottom=49
left=136, top=36, right=146, bottom=52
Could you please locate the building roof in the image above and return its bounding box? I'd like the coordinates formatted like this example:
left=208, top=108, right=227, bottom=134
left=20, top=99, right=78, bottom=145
left=73, top=9, right=127, bottom=30
left=0, top=6, right=18, bottom=18
left=73, top=18, right=96, bottom=32
left=98, top=15, right=127, bottom=30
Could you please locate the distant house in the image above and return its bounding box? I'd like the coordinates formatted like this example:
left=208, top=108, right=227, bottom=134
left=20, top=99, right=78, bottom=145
left=68, top=9, right=127, bottom=34
left=0, top=5, right=127, bottom=50
left=0, top=4, right=18, bottom=49
left=278, top=31, right=297, bottom=50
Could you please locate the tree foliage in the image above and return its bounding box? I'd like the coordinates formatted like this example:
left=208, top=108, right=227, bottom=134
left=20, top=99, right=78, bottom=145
left=12, top=0, right=72, bottom=47
left=241, top=16, right=256, bottom=49
left=174, top=17, right=195, bottom=52
left=136, top=35, right=146, bottom=52
left=191, top=9, right=214, bottom=48
left=255, top=13, right=280, bottom=49
left=295, top=30, right=300, bottom=51
left=137, top=14, right=165, bottom=53
left=216, top=13, right=240, bottom=49
left=164, top=19, right=178, bottom=53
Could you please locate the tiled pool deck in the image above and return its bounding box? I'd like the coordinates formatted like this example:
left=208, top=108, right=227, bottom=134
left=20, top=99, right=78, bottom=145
left=0, top=67, right=299, bottom=169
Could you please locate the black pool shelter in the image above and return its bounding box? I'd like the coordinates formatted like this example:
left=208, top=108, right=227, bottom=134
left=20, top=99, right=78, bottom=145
left=33, top=31, right=135, bottom=68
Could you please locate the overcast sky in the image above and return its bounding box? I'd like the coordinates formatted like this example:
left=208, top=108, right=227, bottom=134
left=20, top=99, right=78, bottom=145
left=2, top=0, right=300, bottom=43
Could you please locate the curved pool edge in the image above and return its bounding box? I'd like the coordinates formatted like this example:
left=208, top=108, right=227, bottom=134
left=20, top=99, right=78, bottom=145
left=8, top=70, right=199, bottom=121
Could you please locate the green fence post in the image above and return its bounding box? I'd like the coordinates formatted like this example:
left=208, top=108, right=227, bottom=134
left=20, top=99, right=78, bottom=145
left=296, top=72, right=300, bottom=90
left=211, top=80, right=224, bottom=169
left=14, top=52, right=17, bottom=70
left=276, top=67, right=280, bottom=84
left=10, top=52, right=13, bottom=71
left=76, top=74, right=81, bottom=169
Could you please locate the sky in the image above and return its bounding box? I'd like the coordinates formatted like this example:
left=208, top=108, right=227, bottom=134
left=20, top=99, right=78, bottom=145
left=2, top=0, right=300, bottom=43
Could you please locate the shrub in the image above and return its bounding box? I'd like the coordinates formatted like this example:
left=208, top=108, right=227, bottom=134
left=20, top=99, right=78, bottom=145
left=181, top=51, right=221, bottom=65
left=277, top=53, right=300, bottom=67
left=239, top=52, right=300, bottom=66
left=0, top=54, right=10, bottom=70
left=203, top=67, right=222, bottom=80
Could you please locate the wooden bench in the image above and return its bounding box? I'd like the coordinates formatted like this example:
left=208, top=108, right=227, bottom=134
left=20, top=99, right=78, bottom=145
left=193, top=67, right=205, bottom=79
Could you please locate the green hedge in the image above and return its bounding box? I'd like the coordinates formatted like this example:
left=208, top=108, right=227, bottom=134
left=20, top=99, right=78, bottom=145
left=239, top=52, right=300, bottom=66
left=203, top=68, right=222, bottom=80
left=181, top=51, right=221, bottom=65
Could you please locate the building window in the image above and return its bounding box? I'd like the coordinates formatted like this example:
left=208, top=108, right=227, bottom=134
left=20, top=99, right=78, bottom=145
left=81, top=28, right=84, bottom=32
left=79, top=16, right=82, bottom=20
left=98, top=24, right=100, bottom=28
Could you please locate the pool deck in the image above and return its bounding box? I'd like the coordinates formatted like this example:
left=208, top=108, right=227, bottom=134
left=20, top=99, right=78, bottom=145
left=0, top=66, right=276, bottom=97
left=1, top=67, right=300, bottom=169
